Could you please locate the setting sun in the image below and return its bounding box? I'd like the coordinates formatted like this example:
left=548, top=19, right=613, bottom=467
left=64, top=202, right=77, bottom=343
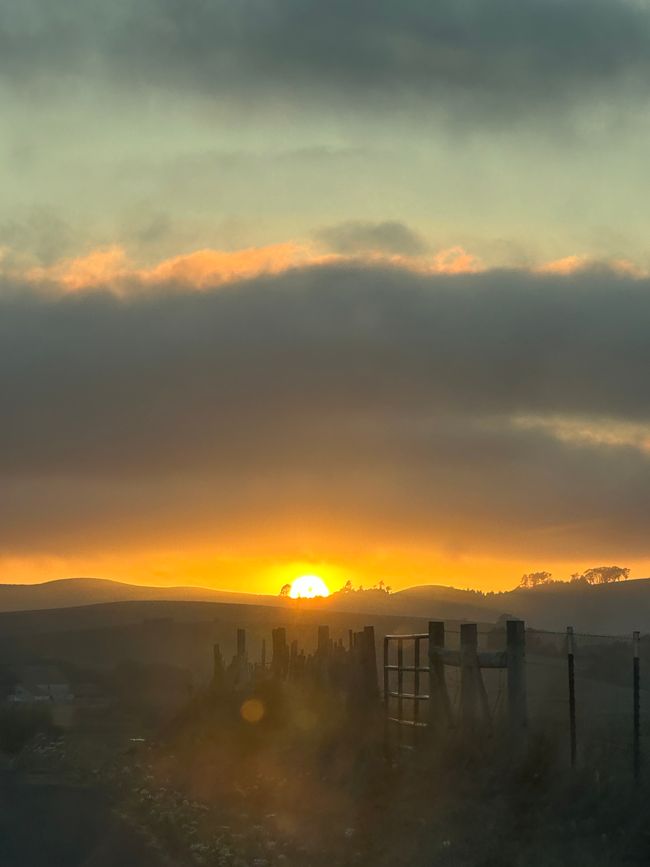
left=289, top=574, right=330, bottom=599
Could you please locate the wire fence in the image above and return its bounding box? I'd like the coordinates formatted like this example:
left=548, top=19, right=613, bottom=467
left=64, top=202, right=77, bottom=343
left=384, top=621, right=648, bottom=778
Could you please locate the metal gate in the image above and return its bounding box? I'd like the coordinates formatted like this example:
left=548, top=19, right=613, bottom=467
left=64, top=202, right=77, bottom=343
left=383, top=632, right=430, bottom=739
left=383, top=620, right=526, bottom=746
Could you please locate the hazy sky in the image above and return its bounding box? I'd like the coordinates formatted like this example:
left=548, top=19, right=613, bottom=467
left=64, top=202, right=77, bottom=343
left=3, top=0, right=650, bottom=592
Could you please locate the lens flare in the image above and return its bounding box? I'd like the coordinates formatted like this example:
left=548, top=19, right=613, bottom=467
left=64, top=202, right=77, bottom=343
left=289, top=574, right=330, bottom=599
left=240, top=698, right=265, bottom=724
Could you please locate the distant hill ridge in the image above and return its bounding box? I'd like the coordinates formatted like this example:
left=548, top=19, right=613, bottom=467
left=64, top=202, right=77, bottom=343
left=0, top=575, right=648, bottom=633
left=0, top=577, right=279, bottom=612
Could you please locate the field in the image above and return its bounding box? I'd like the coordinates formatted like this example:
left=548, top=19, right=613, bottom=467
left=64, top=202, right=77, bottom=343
left=1, top=599, right=648, bottom=866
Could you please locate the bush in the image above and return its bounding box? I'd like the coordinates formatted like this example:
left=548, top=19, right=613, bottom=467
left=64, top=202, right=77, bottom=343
left=0, top=705, right=56, bottom=754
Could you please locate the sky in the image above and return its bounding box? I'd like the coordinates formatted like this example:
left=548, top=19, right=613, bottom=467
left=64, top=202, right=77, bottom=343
left=3, top=0, right=650, bottom=594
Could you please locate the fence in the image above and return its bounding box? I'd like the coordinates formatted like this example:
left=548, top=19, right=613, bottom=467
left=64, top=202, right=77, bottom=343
left=526, top=625, right=647, bottom=780
left=384, top=620, right=526, bottom=746
left=212, top=619, right=647, bottom=780
left=384, top=619, right=647, bottom=781
left=212, top=623, right=378, bottom=701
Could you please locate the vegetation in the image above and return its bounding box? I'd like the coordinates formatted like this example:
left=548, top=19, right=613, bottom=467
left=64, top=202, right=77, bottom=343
left=2, top=612, right=647, bottom=865
left=519, top=571, right=554, bottom=588
left=571, top=565, right=630, bottom=585
left=101, top=670, right=650, bottom=867
left=333, top=579, right=392, bottom=596
left=517, top=565, right=630, bottom=590
left=0, top=705, right=57, bottom=754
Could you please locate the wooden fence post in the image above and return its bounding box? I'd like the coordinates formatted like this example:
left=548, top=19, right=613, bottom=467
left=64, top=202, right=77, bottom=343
left=235, top=628, right=248, bottom=685
left=428, top=621, right=452, bottom=730
left=271, top=627, right=289, bottom=679
left=397, top=637, right=404, bottom=746
left=213, top=643, right=224, bottom=689
left=460, top=623, right=479, bottom=728
left=289, top=639, right=298, bottom=680
left=318, top=626, right=330, bottom=656
left=237, top=628, right=247, bottom=661
left=363, top=625, right=378, bottom=699
left=414, top=636, right=421, bottom=738
left=507, top=619, right=527, bottom=737
left=633, top=630, right=641, bottom=784
left=383, top=634, right=391, bottom=759
left=566, top=626, right=577, bottom=767
left=383, top=635, right=390, bottom=705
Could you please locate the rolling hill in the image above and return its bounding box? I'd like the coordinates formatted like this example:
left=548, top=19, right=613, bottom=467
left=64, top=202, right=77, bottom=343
left=0, top=575, right=648, bottom=633
left=0, top=577, right=279, bottom=613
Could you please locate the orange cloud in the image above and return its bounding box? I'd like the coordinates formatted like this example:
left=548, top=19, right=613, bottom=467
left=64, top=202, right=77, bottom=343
left=27, top=246, right=130, bottom=290
left=140, top=243, right=320, bottom=289
left=537, top=255, right=589, bottom=275
left=20, top=240, right=646, bottom=295
left=18, top=241, right=484, bottom=293
left=352, top=245, right=482, bottom=275
left=25, top=242, right=324, bottom=293
left=537, top=254, right=644, bottom=277
left=428, top=245, right=482, bottom=274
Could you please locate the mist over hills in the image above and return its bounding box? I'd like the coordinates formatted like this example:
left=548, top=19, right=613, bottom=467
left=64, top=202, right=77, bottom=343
left=0, top=576, right=648, bottom=634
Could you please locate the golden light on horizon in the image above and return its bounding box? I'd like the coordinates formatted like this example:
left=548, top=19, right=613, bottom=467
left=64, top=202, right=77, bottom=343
left=289, top=574, right=331, bottom=599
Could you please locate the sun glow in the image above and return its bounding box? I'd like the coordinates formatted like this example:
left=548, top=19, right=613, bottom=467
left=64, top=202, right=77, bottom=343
left=289, top=574, right=330, bottom=599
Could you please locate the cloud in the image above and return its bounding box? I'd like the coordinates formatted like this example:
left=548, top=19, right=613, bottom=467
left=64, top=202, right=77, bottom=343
left=315, top=221, right=428, bottom=257
left=9, top=241, right=481, bottom=293
left=537, top=254, right=643, bottom=277
left=140, top=243, right=320, bottom=289
left=513, top=414, right=650, bottom=454
left=2, top=260, right=650, bottom=562
left=2, top=1, right=650, bottom=120
left=0, top=209, right=75, bottom=266
left=21, top=242, right=324, bottom=292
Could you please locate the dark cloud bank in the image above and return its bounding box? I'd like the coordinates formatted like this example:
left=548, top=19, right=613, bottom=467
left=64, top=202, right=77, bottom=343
left=2, top=0, right=650, bottom=116
left=2, top=263, right=650, bottom=559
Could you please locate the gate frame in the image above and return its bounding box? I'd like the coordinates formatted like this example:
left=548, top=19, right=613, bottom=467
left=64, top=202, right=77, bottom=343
left=383, top=619, right=527, bottom=741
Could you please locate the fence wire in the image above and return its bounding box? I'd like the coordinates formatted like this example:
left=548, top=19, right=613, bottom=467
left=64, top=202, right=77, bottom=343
left=385, top=622, right=648, bottom=776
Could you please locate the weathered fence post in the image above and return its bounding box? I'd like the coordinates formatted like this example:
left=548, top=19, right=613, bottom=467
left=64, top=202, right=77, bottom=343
left=383, top=635, right=390, bottom=705
left=460, top=623, right=479, bottom=728
left=271, top=627, right=289, bottom=679
left=414, top=636, right=421, bottom=739
left=382, top=634, right=391, bottom=759
left=363, top=625, right=378, bottom=699
left=235, top=628, right=248, bottom=685
left=566, top=626, right=577, bottom=767
left=633, top=630, right=641, bottom=784
left=318, top=626, right=330, bottom=656
left=213, top=643, right=225, bottom=689
left=428, top=621, right=452, bottom=730
left=289, top=639, right=298, bottom=679
left=237, top=628, right=247, bottom=661
left=507, top=619, right=527, bottom=737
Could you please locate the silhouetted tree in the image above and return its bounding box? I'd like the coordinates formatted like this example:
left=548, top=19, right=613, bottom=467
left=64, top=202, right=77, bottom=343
left=519, top=571, right=552, bottom=588
left=580, top=566, right=630, bottom=585
left=279, top=583, right=291, bottom=597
